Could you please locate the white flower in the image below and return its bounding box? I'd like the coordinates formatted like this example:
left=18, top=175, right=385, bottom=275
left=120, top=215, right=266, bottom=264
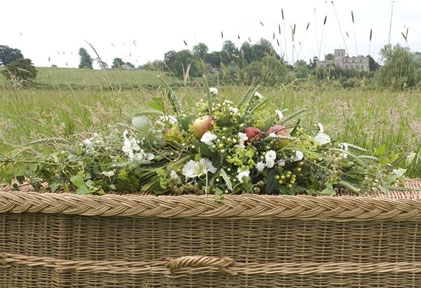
left=275, top=109, right=284, bottom=121
left=264, top=150, right=276, bottom=168
left=315, top=133, right=331, bottom=145
left=265, top=150, right=276, bottom=162
left=314, top=123, right=331, bottom=145
left=234, top=144, right=245, bottom=153
left=122, top=130, right=141, bottom=160
left=236, top=170, right=250, bottom=183
left=182, top=158, right=217, bottom=179
left=238, top=132, right=248, bottom=145
left=81, top=133, right=103, bottom=154
left=277, top=159, right=286, bottom=167
left=122, top=130, right=154, bottom=163
left=182, top=160, right=202, bottom=178
left=209, top=87, right=218, bottom=95
left=169, top=170, right=182, bottom=184
left=291, top=151, right=304, bottom=162
left=82, top=138, right=93, bottom=147
left=229, top=107, right=239, bottom=115
left=133, top=151, right=155, bottom=163
left=223, top=100, right=233, bottom=105
left=254, top=91, right=263, bottom=98
left=199, top=158, right=217, bottom=174
left=200, top=131, right=218, bottom=145
left=268, top=133, right=277, bottom=138
left=266, top=159, right=275, bottom=168
left=256, top=162, right=265, bottom=172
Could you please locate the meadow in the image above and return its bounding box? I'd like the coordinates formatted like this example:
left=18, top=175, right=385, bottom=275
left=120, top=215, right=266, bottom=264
left=0, top=67, right=420, bottom=178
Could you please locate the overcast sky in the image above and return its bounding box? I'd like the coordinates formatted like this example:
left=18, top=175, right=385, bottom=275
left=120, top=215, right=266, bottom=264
left=2, top=0, right=420, bottom=68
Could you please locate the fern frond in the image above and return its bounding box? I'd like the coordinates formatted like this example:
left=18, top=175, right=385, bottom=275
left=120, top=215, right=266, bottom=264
left=220, top=168, right=233, bottom=191
left=266, top=134, right=295, bottom=141
left=358, top=155, right=379, bottom=161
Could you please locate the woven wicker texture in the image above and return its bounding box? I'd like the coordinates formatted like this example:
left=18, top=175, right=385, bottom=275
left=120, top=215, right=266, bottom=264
left=1, top=180, right=421, bottom=287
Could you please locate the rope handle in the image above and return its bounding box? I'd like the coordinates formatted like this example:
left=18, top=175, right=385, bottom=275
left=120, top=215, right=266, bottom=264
left=166, top=255, right=235, bottom=274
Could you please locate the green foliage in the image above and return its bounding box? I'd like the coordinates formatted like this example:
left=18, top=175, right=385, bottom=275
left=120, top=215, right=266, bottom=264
left=164, top=50, right=202, bottom=78
left=112, top=58, right=124, bottom=69
left=1, top=88, right=407, bottom=195
left=377, top=44, right=420, bottom=89
left=0, top=45, right=24, bottom=66
left=78, top=48, right=93, bottom=69
left=1, top=58, right=37, bottom=86
left=192, top=43, right=209, bottom=60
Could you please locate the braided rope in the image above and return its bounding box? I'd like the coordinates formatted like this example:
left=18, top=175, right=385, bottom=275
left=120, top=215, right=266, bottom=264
left=3, top=253, right=421, bottom=276
left=0, top=180, right=420, bottom=221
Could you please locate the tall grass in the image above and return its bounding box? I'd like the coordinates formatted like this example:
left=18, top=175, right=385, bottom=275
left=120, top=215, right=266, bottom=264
left=0, top=71, right=420, bottom=177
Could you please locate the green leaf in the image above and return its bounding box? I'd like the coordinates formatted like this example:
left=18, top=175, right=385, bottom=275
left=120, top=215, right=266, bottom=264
left=375, top=144, right=387, bottom=156
left=70, top=174, right=84, bottom=188
left=149, top=97, right=164, bottom=112
left=70, top=174, right=90, bottom=195
left=49, top=182, right=60, bottom=193
left=393, top=168, right=406, bottom=178
left=117, top=170, right=129, bottom=181
left=179, top=115, right=195, bottom=131
left=241, top=182, right=253, bottom=193
left=320, top=183, right=335, bottom=196
left=265, top=169, right=280, bottom=194
left=338, top=180, right=361, bottom=194
left=198, top=143, right=215, bottom=158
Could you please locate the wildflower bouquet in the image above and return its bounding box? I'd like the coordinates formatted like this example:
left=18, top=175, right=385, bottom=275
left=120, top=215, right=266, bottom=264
left=3, top=87, right=406, bottom=196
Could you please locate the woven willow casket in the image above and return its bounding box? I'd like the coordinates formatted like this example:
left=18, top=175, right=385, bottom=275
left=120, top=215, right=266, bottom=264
left=1, top=180, right=421, bottom=288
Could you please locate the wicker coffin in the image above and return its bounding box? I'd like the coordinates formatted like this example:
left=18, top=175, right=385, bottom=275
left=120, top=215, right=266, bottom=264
left=1, top=180, right=421, bottom=288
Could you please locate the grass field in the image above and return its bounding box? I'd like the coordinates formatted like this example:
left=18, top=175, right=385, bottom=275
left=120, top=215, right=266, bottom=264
left=0, top=68, right=420, bottom=178
left=0, top=67, right=172, bottom=89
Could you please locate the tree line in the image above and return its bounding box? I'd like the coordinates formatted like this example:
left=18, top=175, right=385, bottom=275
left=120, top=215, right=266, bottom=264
left=1, top=41, right=420, bottom=90
left=140, top=39, right=421, bottom=90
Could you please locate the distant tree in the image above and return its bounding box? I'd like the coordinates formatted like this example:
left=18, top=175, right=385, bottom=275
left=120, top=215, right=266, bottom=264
left=205, top=52, right=221, bottom=68
left=367, top=55, right=380, bottom=72
left=249, top=39, right=278, bottom=63
left=377, top=44, right=419, bottom=89
left=261, top=56, right=288, bottom=85
left=0, top=45, right=24, bottom=66
left=240, top=42, right=254, bottom=65
left=221, top=40, right=238, bottom=65
left=192, top=43, right=209, bottom=59
left=112, top=57, right=124, bottom=69
left=325, top=53, right=334, bottom=60
left=294, top=60, right=310, bottom=78
left=243, top=61, right=264, bottom=85
left=142, top=60, right=165, bottom=71
left=164, top=50, right=201, bottom=78
left=1, top=58, right=37, bottom=86
left=78, top=48, right=93, bottom=69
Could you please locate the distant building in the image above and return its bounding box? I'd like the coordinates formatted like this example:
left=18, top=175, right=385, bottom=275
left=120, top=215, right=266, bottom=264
left=121, top=63, right=135, bottom=70
left=317, top=49, right=369, bottom=72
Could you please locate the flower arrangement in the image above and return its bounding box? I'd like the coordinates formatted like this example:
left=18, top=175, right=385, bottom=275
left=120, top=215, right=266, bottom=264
left=4, top=87, right=406, bottom=196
